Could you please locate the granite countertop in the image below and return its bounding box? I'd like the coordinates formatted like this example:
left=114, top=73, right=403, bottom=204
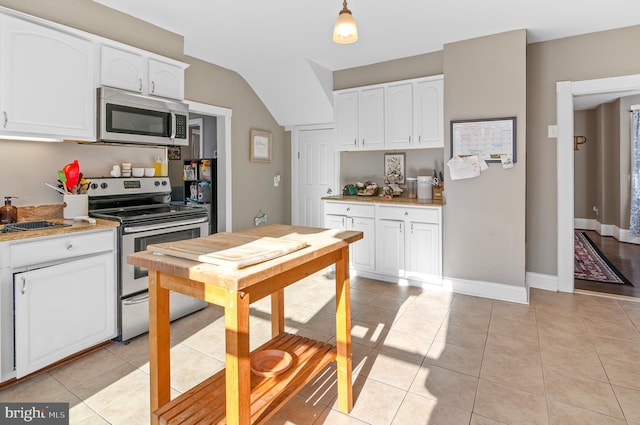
left=322, top=195, right=444, bottom=207
left=0, top=218, right=119, bottom=242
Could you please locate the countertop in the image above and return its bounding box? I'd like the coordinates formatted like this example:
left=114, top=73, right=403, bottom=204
left=322, top=195, right=444, bottom=207
left=0, top=218, right=119, bottom=242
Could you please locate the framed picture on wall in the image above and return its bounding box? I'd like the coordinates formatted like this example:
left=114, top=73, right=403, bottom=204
left=383, top=152, right=406, bottom=184
left=250, top=129, right=272, bottom=162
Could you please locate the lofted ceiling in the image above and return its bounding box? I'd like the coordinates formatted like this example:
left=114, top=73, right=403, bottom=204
left=93, top=0, right=640, bottom=126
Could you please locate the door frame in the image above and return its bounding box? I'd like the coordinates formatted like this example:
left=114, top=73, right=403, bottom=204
left=186, top=100, right=232, bottom=232
left=290, top=123, right=337, bottom=226
left=556, top=74, right=640, bottom=292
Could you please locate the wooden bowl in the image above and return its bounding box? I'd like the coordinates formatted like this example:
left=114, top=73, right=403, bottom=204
left=250, top=349, right=293, bottom=377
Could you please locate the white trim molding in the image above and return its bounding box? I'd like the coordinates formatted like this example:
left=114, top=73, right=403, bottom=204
left=574, top=218, right=640, bottom=244
left=526, top=272, right=559, bottom=292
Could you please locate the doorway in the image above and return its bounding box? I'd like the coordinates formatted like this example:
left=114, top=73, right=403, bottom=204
left=291, top=125, right=337, bottom=227
left=185, top=100, right=232, bottom=232
left=556, top=74, right=640, bottom=293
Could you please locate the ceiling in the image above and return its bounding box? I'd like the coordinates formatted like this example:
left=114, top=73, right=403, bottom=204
left=93, top=0, right=640, bottom=125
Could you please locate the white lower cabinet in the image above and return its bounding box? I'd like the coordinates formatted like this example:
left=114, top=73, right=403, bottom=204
left=324, top=202, right=376, bottom=271
left=8, top=230, right=117, bottom=379
left=324, top=200, right=442, bottom=284
left=377, top=205, right=441, bottom=283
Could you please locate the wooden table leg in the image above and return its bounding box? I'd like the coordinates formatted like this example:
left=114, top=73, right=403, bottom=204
left=225, top=289, right=251, bottom=425
left=335, top=246, right=353, bottom=413
left=271, top=289, right=285, bottom=338
left=148, top=270, right=171, bottom=425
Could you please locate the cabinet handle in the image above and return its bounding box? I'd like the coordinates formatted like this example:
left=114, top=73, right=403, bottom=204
left=362, top=138, right=365, bottom=146
left=21, top=277, right=26, bottom=295
left=138, top=78, right=143, bottom=92
left=405, top=212, right=408, bottom=217
left=3, top=111, right=7, bottom=128
left=351, top=217, right=355, bottom=227
left=411, top=223, right=414, bottom=233
left=353, top=138, right=357, bottom=146
left=327, top=188, right=332, bottom=195
left=346, top=207, right=350, bottom=212
left=341, top=217, right=345, bottom=227
left=151, top=81, right=155, bottom=93
left=409, top=136, right=411, bottom=143
left=400, top=222, right=403, bottom=233
left=66, top=243, right=74, bottom=251
left=419, top=135, right=421, bottom=142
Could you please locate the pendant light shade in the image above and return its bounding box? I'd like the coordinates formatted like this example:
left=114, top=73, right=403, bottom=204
left=333, top=0, right=358, bottom=44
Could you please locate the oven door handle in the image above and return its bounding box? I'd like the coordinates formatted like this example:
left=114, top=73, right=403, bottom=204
left=123, top=217, right=208, bottom=233
left=123, top=293, right=149, bottom=305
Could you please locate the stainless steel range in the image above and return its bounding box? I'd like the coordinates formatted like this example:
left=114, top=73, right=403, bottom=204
left=87, top=176, right=208, bottom=341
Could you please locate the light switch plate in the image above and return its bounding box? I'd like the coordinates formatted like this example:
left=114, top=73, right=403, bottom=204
left=548, top=125, right=558, bottom=138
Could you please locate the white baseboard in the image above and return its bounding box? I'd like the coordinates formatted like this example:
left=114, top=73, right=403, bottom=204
left=352, top=270, right=529, bottom=304
left=526, top=272, right=558, bottom=292
left=574, top=218, right=640, bottom=244
left=443, top=277, right=529, bottom=304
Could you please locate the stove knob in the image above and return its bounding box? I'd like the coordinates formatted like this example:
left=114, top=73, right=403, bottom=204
left=90, top=183, right=98, bottom=190
left=161, top=180, right=168, bottom=186
left=154, top=180, right=160, bottom=186
left=100, top=182, right=108, bottom=189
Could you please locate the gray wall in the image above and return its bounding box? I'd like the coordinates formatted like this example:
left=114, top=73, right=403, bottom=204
left=527, top=25, right=640, bottom=275
left=573, top=109, right=598, bottom=219
left=443, top=30, right=527, bottom=286
left=340, top=150, right=444, bottom=190
left=0, top=0, right=287, bottom=231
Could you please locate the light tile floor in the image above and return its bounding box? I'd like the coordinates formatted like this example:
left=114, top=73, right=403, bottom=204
left=2, top=272, right=640, bottom=425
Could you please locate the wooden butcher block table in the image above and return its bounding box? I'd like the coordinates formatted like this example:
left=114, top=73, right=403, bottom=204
left=127, top=224, right=363, bottom=425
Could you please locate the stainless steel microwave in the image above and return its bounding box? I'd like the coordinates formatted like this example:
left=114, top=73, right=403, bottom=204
left=97, top=87, right=188, bottom=146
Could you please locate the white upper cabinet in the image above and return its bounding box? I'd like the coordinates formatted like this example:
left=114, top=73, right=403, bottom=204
left=334, top=88, right=384, bottom=151
left=335, top=91, right=359, bottom=150
left=414, top=78, right=444, bottom=148
left=385, top=82, right=413, bottom=148
left=148, top=58, right=184, bottom=100
left=100, top=45, right=144, bottom=93
left=0, top=14, right=95, bottom=141
left=100, top=45, right=185, bottom=100
left=358, top=87, right=385, bottom=150
left=335, top=75, right=443, bottom=151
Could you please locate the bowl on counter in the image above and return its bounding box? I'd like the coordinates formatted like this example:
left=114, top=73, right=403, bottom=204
left=132, top=167, right=145, bottom=177
left=144, top=167, right=155, bottom=177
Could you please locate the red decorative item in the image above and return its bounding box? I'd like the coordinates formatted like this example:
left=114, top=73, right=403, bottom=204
left=62, top=160, right=80, bottom=192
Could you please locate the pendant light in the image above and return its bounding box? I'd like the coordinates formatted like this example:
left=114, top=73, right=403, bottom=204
left=332, top=0, right=358, bottom=44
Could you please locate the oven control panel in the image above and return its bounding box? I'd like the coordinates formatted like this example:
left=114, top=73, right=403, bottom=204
left=87, top=177, right=171, bottom=197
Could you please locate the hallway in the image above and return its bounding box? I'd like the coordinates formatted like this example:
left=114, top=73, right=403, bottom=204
left=575, top=230, right=640, bottom=298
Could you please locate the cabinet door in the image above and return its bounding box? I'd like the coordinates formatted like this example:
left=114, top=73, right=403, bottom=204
left=349, top=216, right=376, bottom=271
left=405, top=221, right=440, bottom=282
left=14, top=253, right=116, bottom=378
left=414, top=79, right=443, bottom=148
left=335, top=91, right=359, bottom=150
left=376, top=219, right=404, bottom=277
left=358, top=87, right=384, bottom=149
left=100, top=45, right=144, bottom=93
left=324, top=213, right=346, bottom=230
left=0, top=15, right=94, bottom=140
left=385, top=83, right=413, bottom=148
left=148, top=58, right=184, bottom=100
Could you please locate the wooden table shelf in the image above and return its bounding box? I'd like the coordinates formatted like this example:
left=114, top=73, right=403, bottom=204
left=128, top=225, right=362, bottom=425
left=154, top=333, right=336, bottom=425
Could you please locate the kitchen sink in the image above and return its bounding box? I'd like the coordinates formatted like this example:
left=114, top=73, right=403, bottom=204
left=1, top=220, right=72, bottom=233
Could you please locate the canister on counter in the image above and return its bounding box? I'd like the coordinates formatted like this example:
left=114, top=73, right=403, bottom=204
left=406, top=177, right=417, bottom=199
left=417, top=176, right=432, bottom=200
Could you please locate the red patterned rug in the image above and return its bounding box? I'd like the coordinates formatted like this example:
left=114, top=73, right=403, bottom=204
left=574, top=232, right=632, bottom=285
